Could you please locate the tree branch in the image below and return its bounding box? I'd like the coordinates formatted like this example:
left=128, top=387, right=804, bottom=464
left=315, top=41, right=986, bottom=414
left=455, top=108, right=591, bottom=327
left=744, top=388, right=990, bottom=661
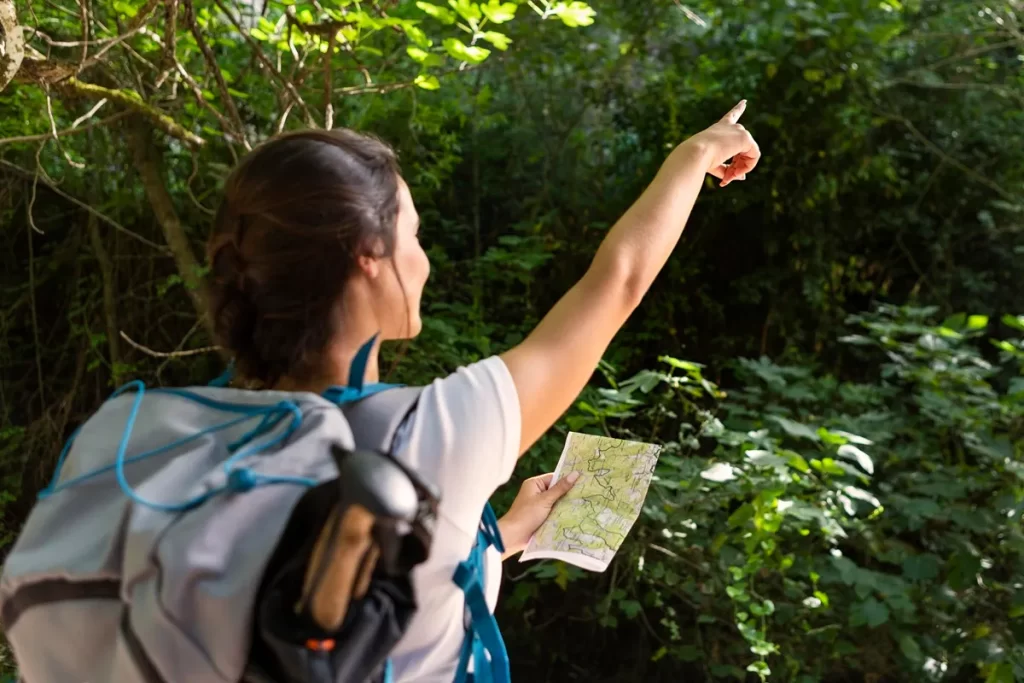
left=126, top=118, right=212, bottom=334
left=182, top=0, right=250, bottom=149
left=57, top=75, right=205, bottom=147
left=211, top=0, right=317, bottom=126
left=81, top=0, right=161, bottom=69
left=882, top=111, right=1020, bottom=202
left=78, top=0, right=89, bottom=64
left=120, top=330, right=219, bottom=358
left=163, top=0, right=178, bottom=68
left=0, top=158, right=172, bottom=252
left=324, top=30, right=335, bottom=129
left=0, top=110, right=127, bottom=146
left=173, top=58, right=239, bottom=142
left=912, top=38, right=1018, bottom=74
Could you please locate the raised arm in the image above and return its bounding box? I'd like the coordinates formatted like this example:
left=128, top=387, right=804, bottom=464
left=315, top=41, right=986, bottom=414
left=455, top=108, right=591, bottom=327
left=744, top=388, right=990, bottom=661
left=501, top=101, right=760, bottom=454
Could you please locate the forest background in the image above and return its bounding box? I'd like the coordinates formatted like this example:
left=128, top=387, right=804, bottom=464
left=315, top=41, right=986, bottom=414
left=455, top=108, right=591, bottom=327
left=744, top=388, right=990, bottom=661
left=1, top=0, right=1023, bottom=680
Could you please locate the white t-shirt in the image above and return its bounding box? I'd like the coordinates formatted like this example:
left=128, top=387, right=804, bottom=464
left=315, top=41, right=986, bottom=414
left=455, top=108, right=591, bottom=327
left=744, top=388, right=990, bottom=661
left=387, top=356, right=521, bottom=683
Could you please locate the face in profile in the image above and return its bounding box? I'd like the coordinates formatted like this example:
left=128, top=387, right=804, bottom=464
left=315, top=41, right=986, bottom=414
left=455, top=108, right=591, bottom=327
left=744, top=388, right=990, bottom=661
left=371, top=177, right=430, bottom=341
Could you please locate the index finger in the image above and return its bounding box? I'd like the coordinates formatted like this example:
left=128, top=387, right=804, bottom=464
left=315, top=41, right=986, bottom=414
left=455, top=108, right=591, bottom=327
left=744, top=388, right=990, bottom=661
left=722, top=99, right=747, bottom=124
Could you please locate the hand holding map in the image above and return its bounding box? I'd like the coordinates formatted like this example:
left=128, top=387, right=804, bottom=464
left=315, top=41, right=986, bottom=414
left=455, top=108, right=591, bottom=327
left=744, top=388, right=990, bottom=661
left=520, top=432, right=662, bottom=572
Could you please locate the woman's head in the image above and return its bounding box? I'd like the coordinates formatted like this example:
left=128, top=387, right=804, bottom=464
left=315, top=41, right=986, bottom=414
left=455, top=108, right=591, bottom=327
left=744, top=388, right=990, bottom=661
left=206, top=129, right=429, bottom=386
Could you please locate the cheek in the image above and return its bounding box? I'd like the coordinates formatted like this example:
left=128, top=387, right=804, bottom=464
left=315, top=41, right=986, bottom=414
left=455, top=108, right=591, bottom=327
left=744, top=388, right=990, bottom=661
left=407, top=243, right=430, bottom=291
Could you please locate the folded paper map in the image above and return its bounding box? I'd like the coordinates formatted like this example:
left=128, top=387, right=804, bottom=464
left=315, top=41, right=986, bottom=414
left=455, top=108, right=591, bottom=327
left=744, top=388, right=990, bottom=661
left=520, top=432, right=662, bottom=572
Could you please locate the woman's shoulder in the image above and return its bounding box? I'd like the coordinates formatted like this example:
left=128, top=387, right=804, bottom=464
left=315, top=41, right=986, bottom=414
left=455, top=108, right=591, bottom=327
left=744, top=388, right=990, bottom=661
left=396, top=356, right=521, bottom=535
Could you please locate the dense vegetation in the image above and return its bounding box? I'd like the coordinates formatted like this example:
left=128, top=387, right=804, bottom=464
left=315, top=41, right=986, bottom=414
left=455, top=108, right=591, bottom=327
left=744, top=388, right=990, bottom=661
left=1, top=0, right=1022, bottom=680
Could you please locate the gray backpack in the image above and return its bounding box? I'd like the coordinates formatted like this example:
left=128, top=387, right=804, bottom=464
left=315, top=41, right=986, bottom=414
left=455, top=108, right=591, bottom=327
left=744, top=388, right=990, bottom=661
left=0, top=365, right=440, bottom=683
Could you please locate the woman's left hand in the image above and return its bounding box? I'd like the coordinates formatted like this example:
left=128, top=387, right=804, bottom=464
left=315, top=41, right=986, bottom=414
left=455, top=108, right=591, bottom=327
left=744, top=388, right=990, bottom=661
left=498, top=471, right=580, bottom=559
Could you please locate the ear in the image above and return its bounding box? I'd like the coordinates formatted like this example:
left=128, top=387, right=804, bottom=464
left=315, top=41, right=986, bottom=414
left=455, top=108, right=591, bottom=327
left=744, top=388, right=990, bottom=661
left=356, top=253, right=381, bottom=279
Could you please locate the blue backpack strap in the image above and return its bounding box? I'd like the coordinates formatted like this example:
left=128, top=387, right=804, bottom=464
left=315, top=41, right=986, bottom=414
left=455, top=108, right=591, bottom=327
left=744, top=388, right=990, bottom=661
left=348, top=333, right=377, bottom=392
left=209, top=331, right=376, bottom=391
left=323, top=334, right=407, bottom=405
left=452, top=503, right=510, bottom=683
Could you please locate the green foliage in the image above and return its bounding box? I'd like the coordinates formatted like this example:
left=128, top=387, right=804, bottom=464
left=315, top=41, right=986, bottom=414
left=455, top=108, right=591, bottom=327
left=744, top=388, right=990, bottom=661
left=503, top=306, right=1023, bottom=680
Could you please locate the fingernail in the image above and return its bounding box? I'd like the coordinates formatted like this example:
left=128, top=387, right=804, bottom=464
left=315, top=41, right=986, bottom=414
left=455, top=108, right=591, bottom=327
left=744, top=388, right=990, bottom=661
left=567, top=471, right=581, bottom=485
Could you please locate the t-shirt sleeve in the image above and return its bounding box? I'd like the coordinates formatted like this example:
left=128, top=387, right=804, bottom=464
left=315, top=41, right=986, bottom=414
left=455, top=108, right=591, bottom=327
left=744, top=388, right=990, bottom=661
left=393, top=356, right=521, bottom=537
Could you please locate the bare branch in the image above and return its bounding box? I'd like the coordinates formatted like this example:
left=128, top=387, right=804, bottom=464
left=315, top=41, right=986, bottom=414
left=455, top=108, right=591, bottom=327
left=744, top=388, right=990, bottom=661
left=276, top=100, right=295, bottom=133
left=335, top=67, right=477, bottom=97
left=913, top=38, right=1019, bottom=73
left=45, top=86, right=85, bottom=168
left=27, top=144, right=44, bottom=234
left=71, top=97, right=108, bottom=127
left=173, top=59, right=239, bottom=141
left=163, top=0, right=178, bottom=68
left=882, top=77, right=1024, bottom=108
left=78, top=0, right=89, bottom=64
left=0, top=158, right=173, bottom=252
left=155, top=319, right=206, bottom=380
left=336, top=29, right=373, bottom=86
left=186, top=150, right=215, bottom=216
left=324, top=30, right=335, bottom=129
left=120, top=330, right=220, bottom=358
left=882, top=111, right=1021, bottom=203
left=0, top=111, right=126, bottom=147
left=81, top=0, right=161, bottom=69
left=670, top=0, right=708, bottom=28
left=183, top=0, right=250, bottom=149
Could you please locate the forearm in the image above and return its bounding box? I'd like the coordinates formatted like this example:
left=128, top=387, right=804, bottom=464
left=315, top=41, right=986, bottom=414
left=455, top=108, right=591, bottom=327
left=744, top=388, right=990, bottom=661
left=588, top=139, right=715, bottom=303
left=501, top=102, right=756, bottom=456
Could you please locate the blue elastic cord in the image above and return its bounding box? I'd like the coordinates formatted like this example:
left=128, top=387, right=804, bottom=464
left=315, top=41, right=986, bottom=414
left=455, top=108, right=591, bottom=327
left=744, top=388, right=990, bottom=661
left=227, top=409, right=287, bottom=452
left=42, top=381, right=316, bottom=511
left=322, top=382, right=403, bottom=406
left=42, top=425, right=83, bottom=493
left=383, top=659, right=394, bottom=683
left=39, top=411, right=258, bottom=498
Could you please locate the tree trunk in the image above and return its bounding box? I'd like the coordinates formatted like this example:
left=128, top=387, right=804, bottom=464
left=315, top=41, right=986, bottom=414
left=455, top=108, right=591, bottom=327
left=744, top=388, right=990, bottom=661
left=0, top=0, right=24, bottom=93
left=126, top=118, right=212, bottom=336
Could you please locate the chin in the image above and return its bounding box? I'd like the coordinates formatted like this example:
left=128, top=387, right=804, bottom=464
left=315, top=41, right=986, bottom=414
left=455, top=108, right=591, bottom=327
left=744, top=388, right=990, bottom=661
left=384, top=315, right=422, bottom=341
left=406, top=315, right=423, bottom=339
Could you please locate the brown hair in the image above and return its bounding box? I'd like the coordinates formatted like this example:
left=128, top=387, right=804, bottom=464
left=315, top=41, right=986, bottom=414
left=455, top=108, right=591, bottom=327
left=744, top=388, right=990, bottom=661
left=206, top=129, right=401, bottom=386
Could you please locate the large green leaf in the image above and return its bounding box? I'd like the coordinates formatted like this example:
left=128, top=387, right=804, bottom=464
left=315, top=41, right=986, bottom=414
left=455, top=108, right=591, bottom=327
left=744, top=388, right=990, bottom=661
left=416, top=1, right=457, bottom=24
left=442, top=37, right=491, bottom=63
left=481, top=0, right=517, bottom=23
left=551, top=1, right=596, bottom=27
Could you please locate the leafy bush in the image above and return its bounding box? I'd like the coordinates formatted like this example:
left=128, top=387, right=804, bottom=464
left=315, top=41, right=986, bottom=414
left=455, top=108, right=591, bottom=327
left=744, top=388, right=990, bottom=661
left=503, top=306, right=1024, bottom=682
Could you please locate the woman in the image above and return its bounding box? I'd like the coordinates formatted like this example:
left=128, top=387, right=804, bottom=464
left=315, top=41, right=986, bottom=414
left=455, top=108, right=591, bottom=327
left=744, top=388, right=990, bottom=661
left=206, top=100, right=759, bottom=682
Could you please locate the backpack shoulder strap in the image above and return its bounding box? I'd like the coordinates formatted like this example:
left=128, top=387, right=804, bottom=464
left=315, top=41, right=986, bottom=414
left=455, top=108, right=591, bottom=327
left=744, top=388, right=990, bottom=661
left=339, top=386, right=424, bottom=454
